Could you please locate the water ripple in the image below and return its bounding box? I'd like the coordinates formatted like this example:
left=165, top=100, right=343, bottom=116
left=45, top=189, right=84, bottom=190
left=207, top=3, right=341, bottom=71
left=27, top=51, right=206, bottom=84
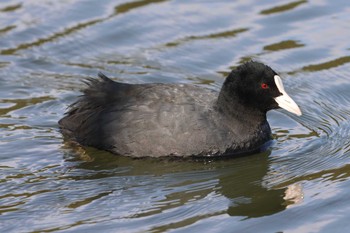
left=1, top=0, right=350, bottom=232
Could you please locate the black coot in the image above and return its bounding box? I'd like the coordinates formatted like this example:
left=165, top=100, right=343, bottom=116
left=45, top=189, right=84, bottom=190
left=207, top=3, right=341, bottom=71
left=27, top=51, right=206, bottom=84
left=59, top=61, right=301, bottom=157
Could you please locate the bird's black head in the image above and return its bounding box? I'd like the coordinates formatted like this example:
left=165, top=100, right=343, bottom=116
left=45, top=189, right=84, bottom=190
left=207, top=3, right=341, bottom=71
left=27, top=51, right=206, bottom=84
left=218, top=61, right=301, bottom=116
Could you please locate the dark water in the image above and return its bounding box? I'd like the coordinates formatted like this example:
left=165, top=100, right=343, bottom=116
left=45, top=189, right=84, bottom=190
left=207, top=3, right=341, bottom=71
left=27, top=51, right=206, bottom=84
left=1, top=0, right=350, bottom=232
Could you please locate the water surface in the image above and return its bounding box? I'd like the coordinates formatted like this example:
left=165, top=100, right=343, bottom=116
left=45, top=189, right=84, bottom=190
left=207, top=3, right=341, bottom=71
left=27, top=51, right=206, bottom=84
left=1, top=0, right=350, bottom=232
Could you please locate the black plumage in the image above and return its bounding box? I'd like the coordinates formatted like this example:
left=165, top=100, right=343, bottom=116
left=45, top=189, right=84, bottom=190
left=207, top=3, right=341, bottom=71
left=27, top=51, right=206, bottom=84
left=59, top=61, right=301, bottom=157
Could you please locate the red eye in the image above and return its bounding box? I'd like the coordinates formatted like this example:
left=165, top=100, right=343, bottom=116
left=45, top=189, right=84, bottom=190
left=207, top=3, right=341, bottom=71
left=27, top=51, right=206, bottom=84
left=261, top=83, right=269, bottom=89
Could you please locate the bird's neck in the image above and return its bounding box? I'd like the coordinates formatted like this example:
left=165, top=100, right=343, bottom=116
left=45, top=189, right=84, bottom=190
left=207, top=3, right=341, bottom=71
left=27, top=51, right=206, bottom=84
left=216, top=89, right=267, bottom=125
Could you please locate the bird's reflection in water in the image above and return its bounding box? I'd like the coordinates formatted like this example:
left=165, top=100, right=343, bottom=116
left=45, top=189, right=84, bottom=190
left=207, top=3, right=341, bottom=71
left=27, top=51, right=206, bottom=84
left=61, top=143, right=303, bottom=219
left=217, top=151, right=303, bottom=218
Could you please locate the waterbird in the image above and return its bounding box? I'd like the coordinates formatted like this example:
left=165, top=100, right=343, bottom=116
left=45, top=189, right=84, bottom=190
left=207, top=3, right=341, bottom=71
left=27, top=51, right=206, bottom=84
left=59, top=61, right=301, bottom=158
